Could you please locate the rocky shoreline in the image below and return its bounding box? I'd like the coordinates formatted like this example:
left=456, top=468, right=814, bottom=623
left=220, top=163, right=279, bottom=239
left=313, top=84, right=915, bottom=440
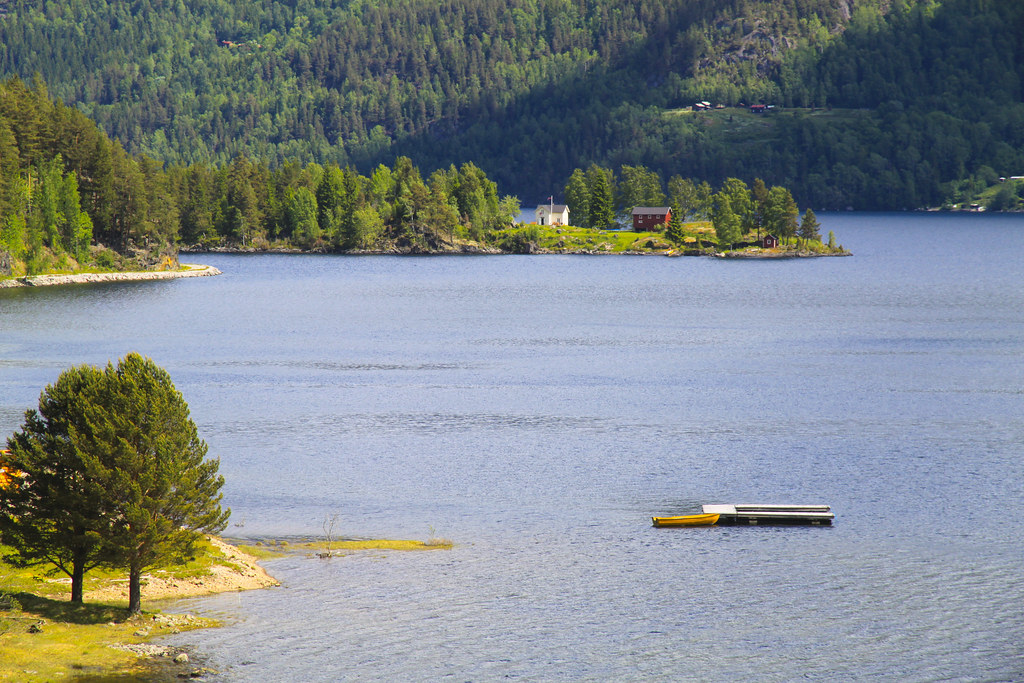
left=0, top=264, right=221, bottom=288
left=715, top=248, right=851, bottom=258
left=181, top=244, right=853, bottom=257
left=109, top=536, right=277, bottom=680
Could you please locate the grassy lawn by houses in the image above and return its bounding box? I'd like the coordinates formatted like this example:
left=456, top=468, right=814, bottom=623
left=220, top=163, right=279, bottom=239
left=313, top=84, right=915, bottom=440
left=493, top=222, right=716, bottom=254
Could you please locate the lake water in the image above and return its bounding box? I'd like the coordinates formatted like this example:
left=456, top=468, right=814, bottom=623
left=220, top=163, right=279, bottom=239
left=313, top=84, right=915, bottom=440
left=2, top=213, right=1023, bottom=681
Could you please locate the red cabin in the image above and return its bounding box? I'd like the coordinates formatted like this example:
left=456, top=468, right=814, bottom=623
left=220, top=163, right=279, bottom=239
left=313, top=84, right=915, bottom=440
left=631, top=207, right=671, bottom=231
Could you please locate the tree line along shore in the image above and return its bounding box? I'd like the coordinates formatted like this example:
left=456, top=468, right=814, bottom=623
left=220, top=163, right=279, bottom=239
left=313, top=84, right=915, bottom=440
left=2, top=75, right=845, bottom=288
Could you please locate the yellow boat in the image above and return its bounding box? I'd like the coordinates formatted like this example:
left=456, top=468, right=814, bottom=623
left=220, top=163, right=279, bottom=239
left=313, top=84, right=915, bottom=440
left=651, top=513, right=720, bottom=527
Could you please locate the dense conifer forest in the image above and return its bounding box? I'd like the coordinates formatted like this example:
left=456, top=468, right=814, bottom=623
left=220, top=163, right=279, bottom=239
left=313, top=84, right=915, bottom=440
left=1, top=0, right=1023, bottom=278
left=1, top=75, right=530, bottom=275
left=2, top=0, right=1022, bottom=210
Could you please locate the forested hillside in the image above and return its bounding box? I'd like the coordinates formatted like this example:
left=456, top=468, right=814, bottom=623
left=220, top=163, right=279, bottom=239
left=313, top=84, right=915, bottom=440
left=2, top=0, right=844, bottom=173
left=0, top=77, right=179, bottom=275
left=1, top=0, right=1023, bottom=209
left=0, top=75, right=525, bottom=275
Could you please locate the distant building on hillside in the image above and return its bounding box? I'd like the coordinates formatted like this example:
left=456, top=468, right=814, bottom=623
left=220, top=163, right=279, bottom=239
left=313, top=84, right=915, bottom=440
left=632, top=207, right=671, bottom=231
left=536, top=203, right=570, bottom=226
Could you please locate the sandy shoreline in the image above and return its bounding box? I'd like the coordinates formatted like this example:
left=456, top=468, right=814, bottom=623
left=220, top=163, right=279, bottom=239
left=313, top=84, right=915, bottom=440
left=0, top=264, right=221, bottom=288
left=83, top=536, right=279, bottom=604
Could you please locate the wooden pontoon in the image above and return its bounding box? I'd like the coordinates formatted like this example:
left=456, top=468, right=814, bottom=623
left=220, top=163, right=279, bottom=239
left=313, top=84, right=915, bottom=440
left=701, top=504, right=834, bottom=525
left=652, top=504, right=834, bottom=527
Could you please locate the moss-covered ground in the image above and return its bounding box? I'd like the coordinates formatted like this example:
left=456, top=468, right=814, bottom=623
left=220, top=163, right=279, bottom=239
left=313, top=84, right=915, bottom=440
left=0, top=539, right=234, bottom=682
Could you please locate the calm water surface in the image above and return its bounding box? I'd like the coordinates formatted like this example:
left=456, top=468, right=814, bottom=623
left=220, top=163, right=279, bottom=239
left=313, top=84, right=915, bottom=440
left=2, top=213, right=1023, bottom=681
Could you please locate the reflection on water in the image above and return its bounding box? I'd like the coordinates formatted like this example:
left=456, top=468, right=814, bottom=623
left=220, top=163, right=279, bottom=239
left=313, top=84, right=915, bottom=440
left=2, top=214, right=1023, bottom=681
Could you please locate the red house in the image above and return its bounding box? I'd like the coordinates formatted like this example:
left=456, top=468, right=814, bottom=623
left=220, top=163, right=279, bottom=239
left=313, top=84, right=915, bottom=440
left=762, top=234, right=779, bottom=248
left=632, top=207, right=671, bottom=231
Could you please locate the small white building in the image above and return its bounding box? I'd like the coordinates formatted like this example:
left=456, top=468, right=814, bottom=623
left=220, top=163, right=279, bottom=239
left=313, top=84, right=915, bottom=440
left=536, top=203, right=570, bottom=227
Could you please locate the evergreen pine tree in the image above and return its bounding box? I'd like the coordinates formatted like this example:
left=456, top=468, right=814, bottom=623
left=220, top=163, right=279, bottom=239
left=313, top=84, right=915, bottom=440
left=85, top=354, right=229, bottom=614
left=1, top=365, right=116, bottom=603
left=1, top=354, right=229, bottom=614
left=798, top=208, right=821, bottom=242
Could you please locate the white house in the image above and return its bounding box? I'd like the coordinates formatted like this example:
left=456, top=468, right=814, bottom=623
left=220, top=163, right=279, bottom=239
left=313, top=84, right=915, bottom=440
left=536, top=203, right=570, bottom=226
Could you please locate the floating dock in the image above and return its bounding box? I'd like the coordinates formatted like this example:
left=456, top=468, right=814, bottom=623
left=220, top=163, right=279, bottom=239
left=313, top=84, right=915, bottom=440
left=700, top=504, right=834, bottom=526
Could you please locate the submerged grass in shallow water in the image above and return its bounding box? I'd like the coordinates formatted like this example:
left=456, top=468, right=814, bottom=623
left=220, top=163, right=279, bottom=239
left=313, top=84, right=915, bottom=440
left=302, top=538, right=455, bottom=557
left=238, top=537, right=454, bottom=558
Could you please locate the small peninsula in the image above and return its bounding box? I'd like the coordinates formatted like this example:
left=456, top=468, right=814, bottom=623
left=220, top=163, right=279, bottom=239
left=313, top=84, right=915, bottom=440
left=1, top=75, right=848, bottom=290
left=0, top=264, right=221, bottom=289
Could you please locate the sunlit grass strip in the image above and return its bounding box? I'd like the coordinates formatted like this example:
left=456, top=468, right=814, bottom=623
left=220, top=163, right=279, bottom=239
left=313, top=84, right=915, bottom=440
left=299, top=538, right=454, bottom=552
left=0, top=597, right=213, bottom=683
left=495, top=223, right=713, bottom=253
left=0, top=537, right=240, bottom=682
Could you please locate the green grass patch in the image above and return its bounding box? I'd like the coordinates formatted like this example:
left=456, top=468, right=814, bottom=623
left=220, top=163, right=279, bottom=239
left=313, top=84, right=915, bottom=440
left=0, top=538, right=238, bottom=682
left=663, top=106, right=873, bottom=147
left=0, top=592, right=212, bottom=683
left=495, top=223, right=713, bottom=253
left=232, top=543, right=290, bottom=561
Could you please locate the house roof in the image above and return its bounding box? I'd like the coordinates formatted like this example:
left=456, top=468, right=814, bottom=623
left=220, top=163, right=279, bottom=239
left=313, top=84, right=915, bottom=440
left=537, top=204, right=569, bottom=213
left=631, top=206, right=671, bottom=215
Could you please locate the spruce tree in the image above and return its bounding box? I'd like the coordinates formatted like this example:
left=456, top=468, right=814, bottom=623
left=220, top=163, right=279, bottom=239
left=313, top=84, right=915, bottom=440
left=316, top=166, right=345, bottom=242
left=665, top=202, right=686, bottom=246
left=586, top=165, right=615, bottom=230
